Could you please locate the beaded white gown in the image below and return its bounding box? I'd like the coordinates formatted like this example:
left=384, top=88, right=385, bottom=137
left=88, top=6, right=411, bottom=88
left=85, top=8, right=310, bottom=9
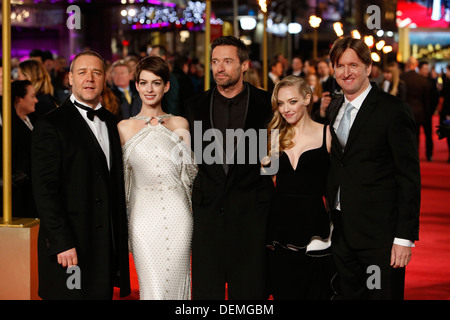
left=123, top=115, right=197, bottom=300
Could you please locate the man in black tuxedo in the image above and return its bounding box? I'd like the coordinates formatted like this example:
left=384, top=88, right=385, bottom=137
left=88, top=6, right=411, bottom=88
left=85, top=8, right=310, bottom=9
left=31, top=51, right=130, bottom=299
left=185, top=36, right=273, bottom=299
left=327, top=37, right=420, bottom=300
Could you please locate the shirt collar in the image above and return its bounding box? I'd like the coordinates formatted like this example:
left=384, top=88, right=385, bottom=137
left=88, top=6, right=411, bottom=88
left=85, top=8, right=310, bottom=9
left=344, top=83, right=372, bottom=111
left=268, top=72, right=279, bottom=83
left=214, top=82, right=248, bottom=106
left=117, top=86, right=130, bottom=93
left=70, top=94, right=103, bottom=110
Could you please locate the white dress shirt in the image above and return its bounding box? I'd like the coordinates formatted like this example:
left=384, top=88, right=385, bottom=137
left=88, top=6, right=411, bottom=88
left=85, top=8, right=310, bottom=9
left=332, top=83, right=372, bottom=133
left=332, top=84, right=414, bottom=247
left=268, top=72, right=280, bottom=85
left=70, top=94, right=110, bottom=170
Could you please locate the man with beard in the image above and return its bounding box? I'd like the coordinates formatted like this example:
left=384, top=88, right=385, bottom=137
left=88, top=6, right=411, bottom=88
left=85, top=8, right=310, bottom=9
left=185, top=36, right=274, bottom=299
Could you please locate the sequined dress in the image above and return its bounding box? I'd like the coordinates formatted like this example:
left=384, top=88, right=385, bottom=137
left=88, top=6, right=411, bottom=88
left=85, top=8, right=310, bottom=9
left=123, top=115, right=198, bottom=300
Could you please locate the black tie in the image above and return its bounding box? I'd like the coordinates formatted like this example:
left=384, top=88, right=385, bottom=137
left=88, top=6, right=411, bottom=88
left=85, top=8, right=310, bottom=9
left=73, top=100, right=106, bottom=121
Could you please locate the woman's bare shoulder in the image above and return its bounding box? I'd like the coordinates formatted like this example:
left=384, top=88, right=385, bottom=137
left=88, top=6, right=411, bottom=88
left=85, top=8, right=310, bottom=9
left=166, top=115, right=189, bottom=130
left=118, top=119, right=146, bottom=145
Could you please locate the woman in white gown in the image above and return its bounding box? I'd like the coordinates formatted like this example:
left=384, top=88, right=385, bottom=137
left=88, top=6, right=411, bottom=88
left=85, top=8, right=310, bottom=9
left=117, top=56, right=197, bottom=300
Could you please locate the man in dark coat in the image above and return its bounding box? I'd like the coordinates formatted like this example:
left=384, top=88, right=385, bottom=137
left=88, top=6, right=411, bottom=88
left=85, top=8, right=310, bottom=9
left=185, top=36, right=274, bottom=299
left=31, top=51, right=130, bottom=300
left=327, top=37, right=420, bottom=300
left=401, top=57, right=430, bottom=151
left=110, top=59, right=141, bottom=119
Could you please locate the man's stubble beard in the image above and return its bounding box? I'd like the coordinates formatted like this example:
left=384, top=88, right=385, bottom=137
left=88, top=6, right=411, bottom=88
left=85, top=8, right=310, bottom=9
left=214, top=73, right=240, bottom=89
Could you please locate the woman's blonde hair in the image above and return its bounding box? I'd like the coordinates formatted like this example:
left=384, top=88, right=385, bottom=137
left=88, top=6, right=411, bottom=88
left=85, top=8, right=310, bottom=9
left=19, top=59, right=54, bottom=96
left=243, top=67, right=262, bottom=88
left=266, top=75, right=313, bottom=162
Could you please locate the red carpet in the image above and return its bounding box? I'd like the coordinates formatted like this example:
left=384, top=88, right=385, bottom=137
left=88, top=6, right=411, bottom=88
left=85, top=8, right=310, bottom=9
left=404, top=116, right=450, bottom=300
left=114, top=116, right=450, bottom=300
left=397, top=0, right=450, bottom=28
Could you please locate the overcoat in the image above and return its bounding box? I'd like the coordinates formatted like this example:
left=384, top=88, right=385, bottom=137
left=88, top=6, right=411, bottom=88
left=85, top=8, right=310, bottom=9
left=31, top=98, right=130, bottom=299
left=185, top=83, right=274, bottom=299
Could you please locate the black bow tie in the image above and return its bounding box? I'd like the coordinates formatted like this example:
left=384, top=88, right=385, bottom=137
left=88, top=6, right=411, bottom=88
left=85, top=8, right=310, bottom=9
left=73, top=100, right=106, bottom=122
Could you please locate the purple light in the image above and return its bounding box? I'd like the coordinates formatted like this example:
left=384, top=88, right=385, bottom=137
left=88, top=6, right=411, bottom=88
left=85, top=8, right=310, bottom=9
left=131, top=21, right=172, bottom=30
left=146, top=0, right=176, bottom=7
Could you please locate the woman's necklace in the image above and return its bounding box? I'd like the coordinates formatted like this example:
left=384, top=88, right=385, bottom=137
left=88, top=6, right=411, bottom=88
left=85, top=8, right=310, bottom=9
left=134, top=114, right=173, bottom=125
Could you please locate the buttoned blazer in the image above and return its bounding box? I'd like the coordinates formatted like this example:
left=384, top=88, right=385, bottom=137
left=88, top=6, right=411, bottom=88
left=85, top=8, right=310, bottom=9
left=327, top=83, right=420, bottom=249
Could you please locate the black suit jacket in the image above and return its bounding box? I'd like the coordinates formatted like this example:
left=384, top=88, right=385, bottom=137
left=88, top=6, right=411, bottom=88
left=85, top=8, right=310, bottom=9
left=267, top=75, right=276, bottom=93
left=321, top=76, right=341, bottom=94
left=400, top=70, right=430, bottom=124
left=11, top=112, right=37, bottom=218
left=327, top=83, right=420, bottom=250
left=111, top=82, right=142, bottom=119
left=185, top=83, right=274, bottom=299
left=1, top=105, right=37, bottom=218
left=31, top=98, right=130, bottom=299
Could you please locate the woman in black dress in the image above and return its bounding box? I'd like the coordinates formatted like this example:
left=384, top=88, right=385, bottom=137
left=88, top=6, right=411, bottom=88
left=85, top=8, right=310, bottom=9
left=11, top=80, right=39, bottom=218
left=265, top=75, right=337, bottom=299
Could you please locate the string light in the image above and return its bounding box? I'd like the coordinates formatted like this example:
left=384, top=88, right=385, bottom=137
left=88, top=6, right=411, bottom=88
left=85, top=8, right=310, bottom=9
left=376, top=40, right=385, bottom=51
left=382, top=45, right=393, bottom=54
left=364, top=35, right=374, bottom=48
left=309, top=15, right=322, bottom=28
left=121, top=1, right=222, bottom=31
left=371, top=52, right=381, bottom=62
left=333, top=22, right=343, bottom=37
left=258, top=0, right=267, bottom=13
left=351, top=29, right=361, bottom=39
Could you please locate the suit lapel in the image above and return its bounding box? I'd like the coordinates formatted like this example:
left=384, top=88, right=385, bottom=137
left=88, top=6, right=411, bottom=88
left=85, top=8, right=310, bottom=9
left=344, top=85, right=378, bottom=152
left=226, top=83, right=252, bottom=175
left=205, top=88, right=227, bottom=180
left=329, top=95, right=345, bottom=156
left=243, top=84, right=257, bottom=131
left=64, top=99, right=110, bottom=177
left=329, top=95, right=344, bottom=129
